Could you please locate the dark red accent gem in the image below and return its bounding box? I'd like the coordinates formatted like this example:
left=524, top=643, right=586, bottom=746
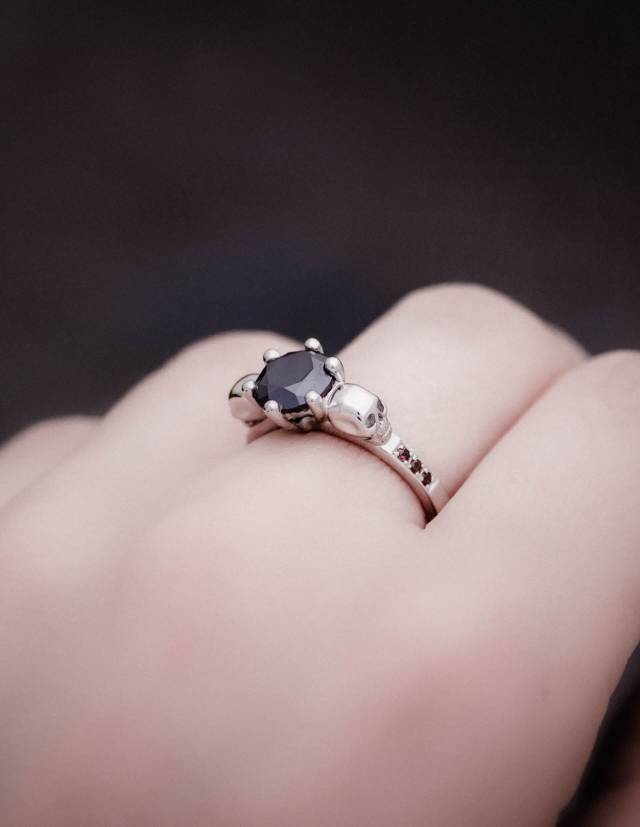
left=398, top=447, right=411, bottom=462
left=421, top=471, right=432, bottom=486
left=410, top=458, right=423, bottom=474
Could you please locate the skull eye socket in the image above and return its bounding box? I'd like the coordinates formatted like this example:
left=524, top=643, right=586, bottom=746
left=377, top=399, right=385, bottom=412
left=365, top=413, right=376, bottom=428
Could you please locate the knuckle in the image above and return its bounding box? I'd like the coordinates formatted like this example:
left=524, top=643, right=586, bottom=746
left=592, top=348, right=640, bottom=381
left=580, top=349, right=640, bottom=415
left=392, top=282, right=583, bottom=361
left=396, top=282, right=526, bottom=323
left=1, top=416, right=96, bottom=453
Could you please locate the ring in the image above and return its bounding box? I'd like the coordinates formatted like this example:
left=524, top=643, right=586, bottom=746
left=228, top=338, right=449, bottom=521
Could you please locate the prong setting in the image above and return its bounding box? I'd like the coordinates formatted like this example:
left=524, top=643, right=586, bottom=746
left=263, top=399, right=297, bottom=430
left=241, top=378, right=257, bottom=401
left=228, top=373, right=265, bottom=423
left=228, top=339, right=449, bottom=520
left=324, top=356, right=345, bottom=382
left=304, top=337, right=324, bottom=354
left=305, top=389, right=326, bottom=422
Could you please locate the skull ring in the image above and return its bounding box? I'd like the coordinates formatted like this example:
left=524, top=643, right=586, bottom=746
left=228, top=337, right=448, bottom=521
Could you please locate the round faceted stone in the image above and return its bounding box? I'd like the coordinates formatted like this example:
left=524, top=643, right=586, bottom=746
left=254, top=350, right=334, bottom=414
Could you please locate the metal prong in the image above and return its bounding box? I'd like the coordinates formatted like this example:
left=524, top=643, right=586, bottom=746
left=228, top=373, right=265, bottom=422
left=324, top=356, right=345, bottom=382
left=304, top=337, right=324, bottom=353
left=305, top=390, right=326, bottom=422
left=264, top=400, right=297, bottom=430
left=263, top=348, right=280, bottom=363
left=242, top=379, right=257, bottom=401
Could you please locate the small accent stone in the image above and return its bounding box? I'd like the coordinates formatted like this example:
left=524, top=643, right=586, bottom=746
left=421, top=471, right=432, bottom=486
left=410, top=458, right=423, bottom=474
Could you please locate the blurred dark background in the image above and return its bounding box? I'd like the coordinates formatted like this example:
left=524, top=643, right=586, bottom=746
left=1, top=0, right=639, bottom=443
left=1, top=3, right=639, bottom=818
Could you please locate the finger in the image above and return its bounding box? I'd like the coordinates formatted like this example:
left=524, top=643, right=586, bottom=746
left=401, top=351, right=640, bottom=824
left=0, top=417, right=96, bottom=508
left=339, top=283, right=585, bottom=495
left=0, top=300, right=593, bottom=825
left=230, top=283, right=585, bottom=528
left=54, top=295, right=587, bottom=825
left=98, top=330, right=298, bottom=471
left=0, top=332, right=297, bottom=566
left=127, top=283, right=586, bottom=542
left=0, top=284, right=583, bottom=583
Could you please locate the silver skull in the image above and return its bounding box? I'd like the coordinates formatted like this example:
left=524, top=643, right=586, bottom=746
left=327, top=384, right=389, bottom=442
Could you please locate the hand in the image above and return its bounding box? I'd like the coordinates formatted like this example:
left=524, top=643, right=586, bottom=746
left=1, top=284, right=638, bottom=826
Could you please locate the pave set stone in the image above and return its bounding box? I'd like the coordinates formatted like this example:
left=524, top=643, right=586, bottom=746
left=395, top=444, right=433, bottom=487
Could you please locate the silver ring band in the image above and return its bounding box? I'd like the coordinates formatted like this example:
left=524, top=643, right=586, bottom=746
left=228, top=338, right=449, bottom=521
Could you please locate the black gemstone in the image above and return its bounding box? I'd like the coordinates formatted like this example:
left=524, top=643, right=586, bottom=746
left=254, top=350, right=334, bottom=413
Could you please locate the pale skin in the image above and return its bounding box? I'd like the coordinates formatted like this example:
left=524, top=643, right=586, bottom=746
left=0, top=284, right=639, bottom=826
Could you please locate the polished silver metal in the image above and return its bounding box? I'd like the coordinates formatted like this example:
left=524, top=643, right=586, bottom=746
left=241, top=378, right=257, bottom=399
left=263, top=348, right=281, bottom=363
left=305, top=389, right=327, bottom=422
left=228, top=374, right=261, bottom=423
left=228, top=340, right=449, bottom=521
left=304, top=337, right=324, bottom=354
left=324, top=356, right=345, bottom=382
left=263, top=399, right=297, bottom=430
